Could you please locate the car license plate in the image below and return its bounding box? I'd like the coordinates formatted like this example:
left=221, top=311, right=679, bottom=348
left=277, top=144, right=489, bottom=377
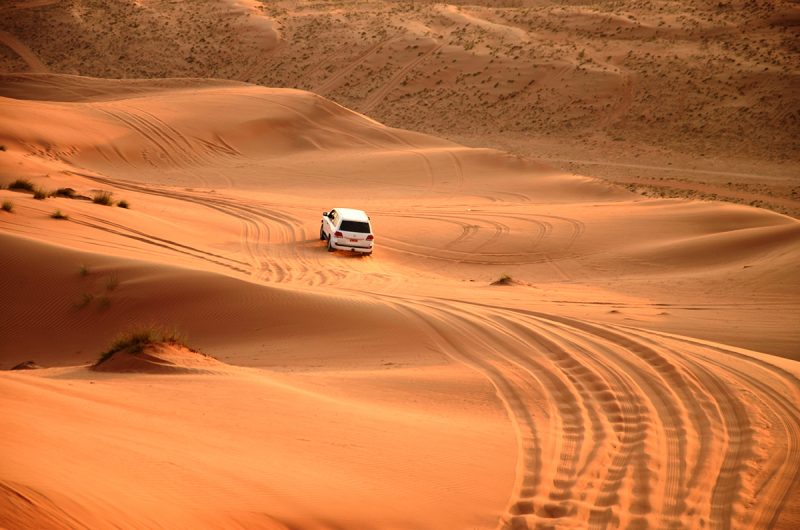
left=350, top=238, right=358, bottom=242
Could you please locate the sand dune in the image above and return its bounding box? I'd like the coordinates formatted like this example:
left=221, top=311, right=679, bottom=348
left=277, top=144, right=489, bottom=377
left=2, top=356, right=513, bottom=529
left=1, top=72, right=799, bottom=530
left=3, top=0, right=797, bottom=216
left=91, top=342, right=225, bottom=374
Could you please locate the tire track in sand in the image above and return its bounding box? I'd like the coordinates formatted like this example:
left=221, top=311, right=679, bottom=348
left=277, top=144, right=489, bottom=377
left=381, top=294, right=800, bottom=530
left=0, top=30, right=48, bottom=72
left=69, top=217, right=249, bottom=274
left=361, top=42, right=443, bottom=114
left=76, top=173, right=361, bottom=287
left=630, top=328, right=800, bottom=530
left=314, top=36, right=400, bottom=96
left=64, top=178, right=798, bottom=530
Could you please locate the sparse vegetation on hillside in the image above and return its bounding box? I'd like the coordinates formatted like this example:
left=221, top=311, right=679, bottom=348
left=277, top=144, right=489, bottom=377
left=95, top=326, right=189, bottom=366
left=51, top=209, right=68, bottom=219
left=1, top=0, right=794, bottom=165
left=0, top=0, right=796, bottom=214
left=117, top=199, right=130, bottom=209
left=7, top=180, right=54, bottom=201
left=72, top=269, right=121, bottom=310
left=1, top=200, right=13, bottom=213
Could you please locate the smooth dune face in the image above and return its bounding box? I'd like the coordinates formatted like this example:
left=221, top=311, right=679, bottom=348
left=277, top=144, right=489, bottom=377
left=1, top=71, right=799, bottom=530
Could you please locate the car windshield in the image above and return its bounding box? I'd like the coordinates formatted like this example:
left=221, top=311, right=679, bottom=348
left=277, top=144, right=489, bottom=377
left=340, top=220, right=371, bottom=233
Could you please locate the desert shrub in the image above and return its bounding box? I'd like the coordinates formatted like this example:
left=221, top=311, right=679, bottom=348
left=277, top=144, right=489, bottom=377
left=0, top=145, right=6, bottom=151
left=92, top=191, right=114, bottom=206
left=11, top=360, right=41, bottom=370
left=1, top=200, right=12, bottom=213
left=96, top=326, right=188, bottom=365
left=8, top=179, right=34, bottom=192
left=51, top=209, right=69, bottom=220
left=79, top=264, right=89, bottom=277
left=117, top=200, right=130, bottom=209
left=33, top=188, right=48, bottom=200
left=492, top=273, right=513, bottom=286
left=55, top=187, right=76, bottom=198
left=106, top=273, right=119, bottom=291
left=97, top=295, right=111, bottom=311
left=74, top=293, right=94, bottom=309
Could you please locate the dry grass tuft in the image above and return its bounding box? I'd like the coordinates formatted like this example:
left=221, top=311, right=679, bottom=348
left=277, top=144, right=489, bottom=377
left=95, top=326, right=189, bottom=366
left=8, top=179, right=34, bottom=192
left=92, top=191, right=114, bottom=206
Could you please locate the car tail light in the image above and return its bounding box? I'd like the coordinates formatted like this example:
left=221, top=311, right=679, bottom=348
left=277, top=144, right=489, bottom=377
left=366, top=234, right=374, bottom=241
left=334, top=231, right=343, bottom=238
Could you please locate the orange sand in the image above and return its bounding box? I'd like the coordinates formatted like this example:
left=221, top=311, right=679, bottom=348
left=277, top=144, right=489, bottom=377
left=1, top=11, right=799, bottom=529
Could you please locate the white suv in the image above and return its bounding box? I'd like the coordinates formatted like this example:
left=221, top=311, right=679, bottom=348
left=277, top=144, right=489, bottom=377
left=320, top=208, right=374, bottom=255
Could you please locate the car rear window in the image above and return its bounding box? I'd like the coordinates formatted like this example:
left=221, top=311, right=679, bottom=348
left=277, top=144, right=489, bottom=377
left=340, top=220, right=371, bottom=233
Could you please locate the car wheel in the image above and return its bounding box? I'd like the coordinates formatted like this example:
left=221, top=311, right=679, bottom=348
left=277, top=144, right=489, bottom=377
left=327, top=237, right=336, bottom=252
left=319, top=226, right=326, bottom=241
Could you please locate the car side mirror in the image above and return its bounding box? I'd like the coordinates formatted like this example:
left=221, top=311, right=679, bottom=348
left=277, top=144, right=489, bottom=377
left=322, top=212, right=328, bottom=217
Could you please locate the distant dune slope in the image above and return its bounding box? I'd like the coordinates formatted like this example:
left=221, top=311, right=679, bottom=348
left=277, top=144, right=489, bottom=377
left=1, top=73, right=798, bottom=529
left=0, top=0, right=797, bottom=213
left=0, top=73, right=450, bottom=170
left=1, top=0, right=797, bottom=159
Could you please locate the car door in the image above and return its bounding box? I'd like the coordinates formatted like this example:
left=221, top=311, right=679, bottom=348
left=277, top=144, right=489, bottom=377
left=324, top=209, right=337, bottom=237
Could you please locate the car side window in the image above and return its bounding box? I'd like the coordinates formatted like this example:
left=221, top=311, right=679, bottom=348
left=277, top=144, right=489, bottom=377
left=332, top=211, right=339, bottom=226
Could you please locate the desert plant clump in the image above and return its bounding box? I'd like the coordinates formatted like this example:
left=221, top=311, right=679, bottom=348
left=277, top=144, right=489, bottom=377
left=117, top=199, right=130, bottom=209
left=492, top=273, right=514, bottom=286
left=0, top=145, right=6, bottom=151
left=74, top=292, right=94, bottom=309
left=55, top=187, right=77, bottom=198
left=106, top=273, right=119, bottom=291
left=51, top=209, right=69, bottom=220
left=79, top=264, right=90, bottom=277
left=8, top=179, right=34, bottom=192
left=97, top=295, right=111, bottom=311
left=1, top=200, right=13, bottom=213
left=33, top=188, right=48, bottom=200
left=95, top=326, right=189, bottom=366
left=10, top=360, right=42, bottom=370
left=92, top=191, right=114, bottom=206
